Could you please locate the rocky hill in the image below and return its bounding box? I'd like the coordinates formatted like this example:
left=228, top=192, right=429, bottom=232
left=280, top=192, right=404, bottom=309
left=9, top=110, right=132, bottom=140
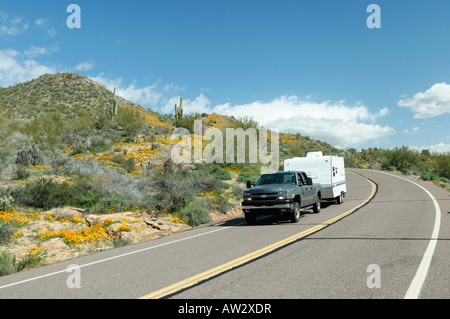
left=0, top=73, right=166, bottom=122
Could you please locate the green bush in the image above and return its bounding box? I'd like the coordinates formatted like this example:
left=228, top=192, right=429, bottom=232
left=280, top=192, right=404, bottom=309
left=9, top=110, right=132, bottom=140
left=0, top=251, right=17, bottom=277
left=115, top=106, right=145, bottom=135
left=435, top=154, right=450, bottom=179
left=237, top=171, right=259, bottom=184
left=0, top=223, right=14, bottom=244
left=0, top=251, right=41, bottom=277
left=216, top=169, right=232, bottom=180
left=381, top=146, right=423, bottom=171
left=179, top=199, right=212, bottom=227
left=420, top=172, right=439, bottom=181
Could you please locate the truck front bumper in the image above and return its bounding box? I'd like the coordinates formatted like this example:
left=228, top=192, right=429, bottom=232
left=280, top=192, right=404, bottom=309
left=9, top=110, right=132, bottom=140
left=241, top=201, right=295, bottom=215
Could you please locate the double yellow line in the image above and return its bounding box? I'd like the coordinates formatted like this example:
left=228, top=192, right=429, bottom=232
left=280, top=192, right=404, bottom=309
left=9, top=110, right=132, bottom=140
left=140, top=171, right=377, bottom=299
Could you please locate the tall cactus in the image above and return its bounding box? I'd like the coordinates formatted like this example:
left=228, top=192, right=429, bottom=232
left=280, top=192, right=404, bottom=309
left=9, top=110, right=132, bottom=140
left=111, top=88, right=120, bottom=118
left=174, top=97, right=183, bottom=126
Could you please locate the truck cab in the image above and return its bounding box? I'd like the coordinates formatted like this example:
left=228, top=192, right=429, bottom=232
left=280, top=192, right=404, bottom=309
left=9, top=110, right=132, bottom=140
left=242, top=171, right=322, bottom=225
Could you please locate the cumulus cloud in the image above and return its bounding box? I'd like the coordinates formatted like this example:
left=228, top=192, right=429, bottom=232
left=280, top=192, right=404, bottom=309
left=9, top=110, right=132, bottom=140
left=23, top=44, right=59, bottom=59
left=204, top=96, right=395, bottom=148
left=47, top=28, right=57, bottom=37
left=403, top=127, right=420, bottom=135
left=159, top=94, right=395, bottom=148
left=0, top=13, right=29, bottom=36
left=0, top=49, right=56, bottom=87
left=411, top=143, right=450, bottom=154
left=75, top=61, right=94, bottom=71
left=90, top=74, right=164, bottom=107
left=398, top=82, right=450, bottom=118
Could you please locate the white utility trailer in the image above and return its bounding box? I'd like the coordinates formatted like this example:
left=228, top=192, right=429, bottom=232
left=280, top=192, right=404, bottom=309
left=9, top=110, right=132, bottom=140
left=284, top=152, right=347, bottom=204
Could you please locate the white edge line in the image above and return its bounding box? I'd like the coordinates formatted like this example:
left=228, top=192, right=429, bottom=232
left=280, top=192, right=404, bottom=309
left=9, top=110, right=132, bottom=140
left=374, top=171, right=441, bottom=299
left=0, top=225, right=237, bottom=290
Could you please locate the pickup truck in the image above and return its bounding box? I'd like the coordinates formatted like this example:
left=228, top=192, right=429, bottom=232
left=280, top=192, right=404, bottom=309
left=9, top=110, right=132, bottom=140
left=242, top=171, right=322, bottom=225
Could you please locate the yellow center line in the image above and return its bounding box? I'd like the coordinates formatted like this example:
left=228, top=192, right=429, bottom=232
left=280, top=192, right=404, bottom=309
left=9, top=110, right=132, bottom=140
left=139, top=171, right=377, bottom=299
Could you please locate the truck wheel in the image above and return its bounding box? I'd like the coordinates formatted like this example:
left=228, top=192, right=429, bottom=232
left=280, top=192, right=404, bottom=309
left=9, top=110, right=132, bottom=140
left=245, top=213, right=257, bottom=225
left=313, top=198, right=321, bottom=214
left=291, top=202, right=301, bottom=223
left=336, top=192, right=344, bottom=204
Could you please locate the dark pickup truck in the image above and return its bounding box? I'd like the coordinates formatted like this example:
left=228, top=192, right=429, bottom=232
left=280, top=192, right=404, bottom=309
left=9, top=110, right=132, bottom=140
left=242, top=171, right=322, bottom=224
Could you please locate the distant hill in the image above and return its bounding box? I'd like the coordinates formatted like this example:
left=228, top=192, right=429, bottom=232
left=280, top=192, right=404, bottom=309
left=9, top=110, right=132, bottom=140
left=0, top=73, right=166, bottom=122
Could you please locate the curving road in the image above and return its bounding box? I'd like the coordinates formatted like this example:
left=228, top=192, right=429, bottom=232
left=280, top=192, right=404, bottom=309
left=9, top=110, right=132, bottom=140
left=0, top=169, right=449, bottom=299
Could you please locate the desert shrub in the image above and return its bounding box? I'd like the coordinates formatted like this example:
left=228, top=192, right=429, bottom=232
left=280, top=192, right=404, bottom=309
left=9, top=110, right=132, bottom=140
left=0, top=251, right=41, bottom=277
left=0, top=251, right=17, bottom=277
left=0, top=223, right=15, bottom=244
left=420, top=172, right=439, bottom=181
left=123, top=158, right=136, bottom=173
left=231, top=184, right=244, bottom=198
left=15, top=143, right=43, bottom=166
left=435, top=153, right=450, bottom=179
left=216, top=169, right=232, bottom=180
left=59, top=159, right=150, bottom=213
left=381, top=146, right=423, bottom=171
left=20, top=112, right=64, bottom=149
left=13, top=164, right=31, bottom=180
left=179, top=199, right=211, bottom=226
left=12, top=178, right=72, bottom=210
left=150, top=161, right=221, bottom=213
left=230, top=116, right=260, bottom=130
left=208, top=193, right=232, bottom=214
left=63, top=158, right=105, bottom=177
left=237, top=171, right=260, bottom=184
left=115, top=106, right=145, bottom=135
left=176, top=113, right=202, bottom=132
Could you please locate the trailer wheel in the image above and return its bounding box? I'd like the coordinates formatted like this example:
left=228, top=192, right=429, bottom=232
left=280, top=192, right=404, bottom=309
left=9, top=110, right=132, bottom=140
left=336, top=192, right=344, bottom=204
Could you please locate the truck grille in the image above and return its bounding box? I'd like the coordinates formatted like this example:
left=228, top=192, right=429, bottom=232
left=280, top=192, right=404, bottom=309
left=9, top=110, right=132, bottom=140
left=251, top=193, right=278, bottom=201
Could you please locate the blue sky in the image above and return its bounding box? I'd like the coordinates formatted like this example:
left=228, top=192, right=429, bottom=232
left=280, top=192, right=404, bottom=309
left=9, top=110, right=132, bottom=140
left=1, top=0, right=450, bottom=151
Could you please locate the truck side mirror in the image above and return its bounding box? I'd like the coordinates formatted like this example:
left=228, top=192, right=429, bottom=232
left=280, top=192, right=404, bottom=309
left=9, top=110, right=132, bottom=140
left=306, top=177, right=313, bottom=185
left=246, top=181, right=253, bottom=188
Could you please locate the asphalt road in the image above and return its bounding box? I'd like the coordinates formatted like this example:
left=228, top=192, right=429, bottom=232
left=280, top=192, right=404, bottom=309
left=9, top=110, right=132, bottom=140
left=0, top=169, right=449, bottom=299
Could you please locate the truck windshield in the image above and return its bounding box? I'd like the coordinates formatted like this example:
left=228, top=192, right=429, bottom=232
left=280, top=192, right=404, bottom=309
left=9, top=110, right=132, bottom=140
left=255, top=173, right=296, bottom=186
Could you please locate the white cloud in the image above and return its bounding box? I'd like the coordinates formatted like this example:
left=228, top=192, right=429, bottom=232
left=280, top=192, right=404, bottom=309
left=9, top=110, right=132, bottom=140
left=0, top=49, right=56, bottom=87
left=214, top=96, right=394, bottom=148
left=160, top=94, right=395, bottom=148
left=411, top=143, right=450, bottom=154
left=35, top=18, right=46, bottom=26
left=90, top=74, right=164, bottom=107
left=0, top=13, right=29, bottom=36
left=47, top=28, right=57, bottom=37
left=398, top=82, right=450, bottom=118
left=161, top=93, right=211, bottom=115
left=403, top=127, right=420, bottom=135
left=24, top=46, right=49, bottom=58
left=75, top=61, right=94, bottom=71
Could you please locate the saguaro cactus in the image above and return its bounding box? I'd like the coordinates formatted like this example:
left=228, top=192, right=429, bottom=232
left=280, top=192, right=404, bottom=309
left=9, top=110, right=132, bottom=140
left=111, top=88, right=121, bottom=118
left=174, top=97, right=183, bottom=126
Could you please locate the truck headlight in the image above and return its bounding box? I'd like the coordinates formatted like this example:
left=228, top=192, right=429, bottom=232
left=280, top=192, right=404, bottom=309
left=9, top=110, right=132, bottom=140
left=277, top=191, right=289, bottom=200
left=243, top=192, right=252, bottom=201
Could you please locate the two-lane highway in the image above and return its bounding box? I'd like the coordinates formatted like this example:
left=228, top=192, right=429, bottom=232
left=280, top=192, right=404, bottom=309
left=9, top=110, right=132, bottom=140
left=0, top=169, right=448, bottom=299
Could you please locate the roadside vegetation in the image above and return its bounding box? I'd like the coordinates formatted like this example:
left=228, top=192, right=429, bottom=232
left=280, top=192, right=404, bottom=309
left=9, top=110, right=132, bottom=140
left=343, top=146, right=450, bottom=191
